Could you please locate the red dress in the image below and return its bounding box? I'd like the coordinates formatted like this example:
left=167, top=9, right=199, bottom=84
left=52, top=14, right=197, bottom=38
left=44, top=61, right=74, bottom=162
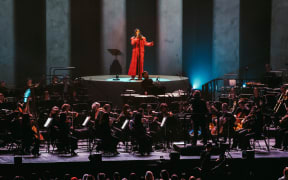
left=128, top=36, right=153, bottom=78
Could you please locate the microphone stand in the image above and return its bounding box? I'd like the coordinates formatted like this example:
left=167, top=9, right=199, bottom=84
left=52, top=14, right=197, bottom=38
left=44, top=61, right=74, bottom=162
left=138, top=36, right=141, bottom=79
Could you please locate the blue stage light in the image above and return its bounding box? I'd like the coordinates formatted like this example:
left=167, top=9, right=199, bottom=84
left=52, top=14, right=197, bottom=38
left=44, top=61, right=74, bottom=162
left=192, top=79, right=201, bottom=89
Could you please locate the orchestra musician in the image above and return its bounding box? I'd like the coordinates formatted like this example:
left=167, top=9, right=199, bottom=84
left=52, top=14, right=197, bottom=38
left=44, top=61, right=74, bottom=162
left=130, top=112, right=152, bottom=155
left=141, top=71, right=154, bottom=95
left=98, top=112, right=119, bottom=154
left=46, top=75, right=62, bottom=100
left=89, top=102, right=101, bottom=136
left=114, top=104, right=133, bottom=145
left=231, top=106, right=259, bottom=150
left=60, top=103, right=79, bottom=129
left=57, top=112, right=78, bottom=155
left=189, top=90, right=208, bottom=146
left=0, top=80, right=8, bottom=96
left=217, top=103, right=236, bottom=143
left=250, top=87, right=264, bottom=108
left=47, top=106, right=78, bottom=155
left=152, top=103, right=176, bottom=148
left=274, top=85, right=288, bottom=122
left=273, top=105, right=288, bottom=150
left=115, top=104, right=132, bottom=129
left=21, top=113, right=40, bottom=156
left=47, top=106, right=60, bottom=151
left=233, top=99, right=250, bottom=131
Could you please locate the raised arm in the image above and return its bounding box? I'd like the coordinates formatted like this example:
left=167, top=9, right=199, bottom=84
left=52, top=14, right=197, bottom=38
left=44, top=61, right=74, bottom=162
left=131, top=37, right=138, bottom=46
left=144, top=37, right=154, bottom=47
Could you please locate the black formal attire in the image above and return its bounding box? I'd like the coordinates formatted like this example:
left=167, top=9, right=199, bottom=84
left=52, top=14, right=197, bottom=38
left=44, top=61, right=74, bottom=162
left=141, top=78, right=154, bottom=94
left=232, top=114, right=259, bottom=150
left=131, top=119, right=152, bottom=154
left=190, top=97, right=208, bottom=145
left=274, top=114, right=288, bottom=149
left=156, top=112, right=177, bottom=147
left=219, top=111, right=236, bottom=142
left=98, top=113, right=119, bottom=153
left=57, top=116, right=78, bottom=153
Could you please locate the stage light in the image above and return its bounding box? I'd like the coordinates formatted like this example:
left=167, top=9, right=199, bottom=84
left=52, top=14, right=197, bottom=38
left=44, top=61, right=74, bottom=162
left=192, top=79, right=201, bottom=89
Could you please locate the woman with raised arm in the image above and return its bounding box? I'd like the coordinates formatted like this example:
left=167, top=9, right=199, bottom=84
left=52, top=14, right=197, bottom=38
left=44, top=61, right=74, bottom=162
left=128, top=28, right=154, bottom=80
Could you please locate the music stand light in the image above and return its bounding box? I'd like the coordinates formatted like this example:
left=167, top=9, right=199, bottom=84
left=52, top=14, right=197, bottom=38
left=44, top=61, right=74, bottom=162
left=44, top=117, right=53, bottom=128
left=160, top=117, right=167, bottom=128
left=82, top=116, right=91, bottom=127
left=121, top=119, right=129, bottom=130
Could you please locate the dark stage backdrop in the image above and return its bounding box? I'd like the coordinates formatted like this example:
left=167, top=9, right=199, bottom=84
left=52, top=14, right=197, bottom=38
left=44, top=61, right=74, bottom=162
left=126, top=0, right=157, bottom=75
left=14, top=0, right=46, bottom=87
left=70, top=0, right=102, bottom=77
left=182, top=0, right=213, bottom=89
left=239, top=0, right=272, bottom=79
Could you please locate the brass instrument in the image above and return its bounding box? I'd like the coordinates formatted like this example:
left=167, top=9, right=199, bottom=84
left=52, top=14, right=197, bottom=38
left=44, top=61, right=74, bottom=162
left=274, top=90, right=288, bottom=113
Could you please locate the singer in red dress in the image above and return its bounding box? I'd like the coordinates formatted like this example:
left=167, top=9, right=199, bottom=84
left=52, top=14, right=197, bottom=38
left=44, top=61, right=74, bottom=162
left=128, top=29, right=154, bottom=80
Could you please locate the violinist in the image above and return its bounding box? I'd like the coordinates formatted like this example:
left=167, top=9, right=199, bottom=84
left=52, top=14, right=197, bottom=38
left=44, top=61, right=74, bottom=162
left=231, top=106, right=258, bottom=150
left=47, top=106, right=60, bottom=151
left=115, top=104, right=132, bottom=129
left=153, top=103, right=176, bottom=148
left=114, top=104, right=133, bottom=145
left=57, top=112, right=78, bottom=155
left=89, top=102, right=101, bottom=130
left=61, top=103, right=78, bottom=129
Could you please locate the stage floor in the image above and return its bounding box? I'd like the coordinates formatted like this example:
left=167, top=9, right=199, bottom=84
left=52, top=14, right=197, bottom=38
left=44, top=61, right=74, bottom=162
left=81, top=75, right=189, bottom=82
left=0, top=139, right=288, bottom=165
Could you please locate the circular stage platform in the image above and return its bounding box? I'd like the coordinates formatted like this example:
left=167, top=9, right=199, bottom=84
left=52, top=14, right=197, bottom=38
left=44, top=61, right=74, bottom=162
left=81, top=75, right=190, bottom=107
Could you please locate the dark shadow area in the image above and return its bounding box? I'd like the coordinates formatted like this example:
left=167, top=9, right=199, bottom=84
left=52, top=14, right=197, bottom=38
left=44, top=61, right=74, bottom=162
left=14, top=0, right=46, bottom=87
left=70, top=0, right=102, bottom=77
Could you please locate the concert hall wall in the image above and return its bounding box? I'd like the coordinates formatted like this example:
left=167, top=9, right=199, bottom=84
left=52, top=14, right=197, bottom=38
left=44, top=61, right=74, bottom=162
left=14, top=0, right=46, bottom=87
left=0, top=0, right=285, bottom=89
left=70, top=0, right=102, bottom=78
left=182, top=0, right=213, bottom=89
left=239, top=0, right=272, bottom=79
left=126, top=0, right=158, bottom=75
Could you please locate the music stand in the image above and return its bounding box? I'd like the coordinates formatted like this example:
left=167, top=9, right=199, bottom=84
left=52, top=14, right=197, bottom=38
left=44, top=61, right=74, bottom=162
left=108, top=49, right=122, bottom=80
left=108, top=49, right=122, bottom=59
